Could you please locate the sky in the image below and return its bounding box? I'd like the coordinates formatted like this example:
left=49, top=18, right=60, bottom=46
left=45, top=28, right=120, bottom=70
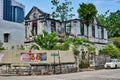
left=17, top=0, right=120, bottom=18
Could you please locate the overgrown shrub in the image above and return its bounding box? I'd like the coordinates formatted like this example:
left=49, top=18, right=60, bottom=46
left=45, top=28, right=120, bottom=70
left=110, top=37, right=120, bottom=48
left=79, top=61, right=90, bottom=68
left=99, top=44, right=120, bottom=58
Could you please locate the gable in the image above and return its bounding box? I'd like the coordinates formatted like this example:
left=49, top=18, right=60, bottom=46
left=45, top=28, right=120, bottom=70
left=25, top=6, right=49, bottom=20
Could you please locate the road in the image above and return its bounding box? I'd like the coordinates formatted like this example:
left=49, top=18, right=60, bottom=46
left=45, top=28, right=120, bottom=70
left=0, top=69, right=120, bottom=80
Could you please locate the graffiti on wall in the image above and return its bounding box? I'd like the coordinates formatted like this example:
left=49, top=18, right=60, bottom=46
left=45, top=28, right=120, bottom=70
left=21, top=52, right=47, bottom=62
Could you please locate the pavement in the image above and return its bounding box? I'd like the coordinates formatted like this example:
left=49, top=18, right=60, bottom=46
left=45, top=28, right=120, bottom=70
left=0, top=69, right=120, bottom=80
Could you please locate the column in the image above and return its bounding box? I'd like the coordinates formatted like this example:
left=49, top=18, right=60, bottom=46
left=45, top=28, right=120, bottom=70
left=71, top=21, right=75, bottom=35
left=76, top=21, right=81, bottom=36
left=56, top=22, right=60, bottom=34
left=104, top=28, right=108, bottom=39
left=46, top=20, right=51, bottom=33
left=95, top=25, right=98, bottom=38
left=98, top=27, right=102, bottom=39
left=38, top=20, right=44, bottom=34
left=84, top=24, right=87, bottom=36
left=88, top=24, right=92, bottom=37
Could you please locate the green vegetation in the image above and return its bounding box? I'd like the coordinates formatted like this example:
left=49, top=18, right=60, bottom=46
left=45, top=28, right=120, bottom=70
left=77, top=3, right=97, bottom=26
left=70, top=38, right=87, bottom=56
left=54, top=37, right=70, bottom=50
left=97, top=10, right=120, bottom=58
left=34, top=30, right=58, bottom=50
left=110, top=37, right=120, bottom=49
left=99, top=44, right=120, bottom=58
left=32, top=30, right=88, bottom=51
left=79, top=61, right=90, bottom=68
left=51, top=0, right=74, bottom=21
left=97, top=10, right=120, bottom=37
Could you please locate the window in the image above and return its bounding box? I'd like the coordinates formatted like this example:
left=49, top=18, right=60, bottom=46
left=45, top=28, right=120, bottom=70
left=92, top=25, right=95, bottom=37
left=65, top=22, right=71, bottom=35
left=4, top=33, right=9, bottom=43
left=32, top=21, right=37, bottom=36
left=101, top=27, right=104, bottom=39
left=51, top=21, right=56, bottom=32
left=80, top=23, right=84, bottom=35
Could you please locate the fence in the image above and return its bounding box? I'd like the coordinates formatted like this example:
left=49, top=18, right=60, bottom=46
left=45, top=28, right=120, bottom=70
left=94, top=55, right=111, bottom=69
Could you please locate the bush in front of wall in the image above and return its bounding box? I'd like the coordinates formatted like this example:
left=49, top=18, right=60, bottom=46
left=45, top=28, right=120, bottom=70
left=79, top=61, right=90, bottom=68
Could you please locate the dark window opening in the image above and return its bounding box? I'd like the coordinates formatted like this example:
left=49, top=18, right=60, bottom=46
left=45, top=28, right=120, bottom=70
left=65, top=22, right=71, bottom=35
left=51, top=21, right=56, bottom=32
left=92, top=25, right=95, bottom=37
left=80, top=23, right=84, bottom=35
left=32, top=21, right=37, bottom=36
left=101, top=28, right=104, bottom=39
left=25, top=22, right=28, bottom=26
left=25, top=26, right=27, bottom=38
left=4, top=33, right=9, bottom=43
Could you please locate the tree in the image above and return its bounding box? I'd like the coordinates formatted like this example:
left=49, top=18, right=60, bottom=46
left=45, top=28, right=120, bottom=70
left=110, top=37, right=120, bottom=48
left=106, top=10, right=120, bottom=37
left=51, top=0, right=74, bottom=21
left=77, top=3, right=97, bottom=26
left=99, top=44, right=120, bottom=58
left=97, top=10, right=120, bottom=37
left=87, top=45, right=96, bottom=54
left=33, top=30, right=58, bottom=50
left=97, top=10, right=109, bottom=27
left=54, top=37, right=86, bottom=50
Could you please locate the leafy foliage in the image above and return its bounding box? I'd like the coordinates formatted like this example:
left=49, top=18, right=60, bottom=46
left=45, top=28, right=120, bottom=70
left=54, top=37, right=87, bottom=51
left=54, top=43, right=69, bottom=50
left=97, top=10, right=120, bottom=37
left=70, top=38, right=87, bottom=48
left=79, top=61, right=90, bottom=68
left=77, top=3, right=97, bottom=26
left=97, top=10, right=109, bottom=27
left=34, top=30, right=58, bottom=50
left=87, top=44, right=96, bottom=56
left=73, top=47, right=80, bottom=56
left=70, top=38, right=88, bottom=55
left=99, top=44, right=120, bottom=58
left=51, top=0, right=74, bottom=21
left=110, top=37, right=120, bottom=48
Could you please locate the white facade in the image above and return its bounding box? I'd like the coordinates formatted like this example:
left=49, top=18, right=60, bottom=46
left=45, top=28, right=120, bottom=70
left=0, top=20, right=25, bottom=49
left=84, top=24, right=87, bottom=36
left=0, top=0, right=3, bottom=19
left=67, top=19, right=108, bottom=44
left=11, top=0, right=25, bottom=9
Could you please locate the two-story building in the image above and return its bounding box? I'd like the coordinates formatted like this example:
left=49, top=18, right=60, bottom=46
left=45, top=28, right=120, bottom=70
left=24, top=6, right=108, bottom=54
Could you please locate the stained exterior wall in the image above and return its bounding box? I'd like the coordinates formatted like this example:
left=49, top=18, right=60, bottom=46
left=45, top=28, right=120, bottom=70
left=25, top=19, right=108, bottom=44
left=0, top=50, right=75, bottom=65
left=0, top=20, right=25, bottom=49
left=24, top=7, right=108, bottom=53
